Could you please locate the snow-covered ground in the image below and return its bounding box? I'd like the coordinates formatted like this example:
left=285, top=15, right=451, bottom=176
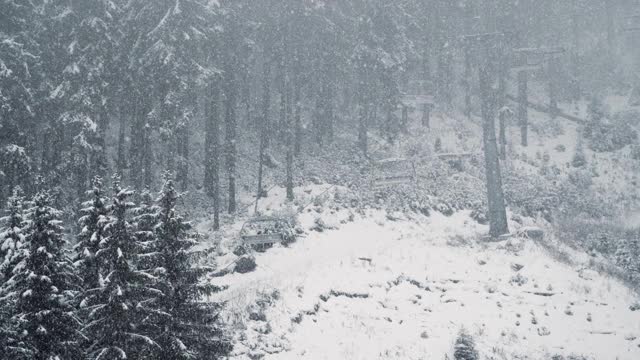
left=192, top=89, right=640, bottom=360
left=201, top=186, right=640, bottom=360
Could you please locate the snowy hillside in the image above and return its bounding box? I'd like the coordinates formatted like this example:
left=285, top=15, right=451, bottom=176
left=199, top=186, right=640, bottom=360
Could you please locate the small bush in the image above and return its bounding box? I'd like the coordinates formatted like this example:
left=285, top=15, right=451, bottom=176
left=453, top=329, right=478, bottom=360
left=235, top=255, right=257, bottom=274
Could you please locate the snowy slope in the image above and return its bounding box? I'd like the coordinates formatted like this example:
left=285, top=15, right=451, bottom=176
left=203, top=187, right=640, bottom=360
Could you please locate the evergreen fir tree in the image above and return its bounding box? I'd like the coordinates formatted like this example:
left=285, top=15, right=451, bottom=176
left=1, top=186, right=26, bottom=282
left=74, top=176, right=110, bottom=294
left=584, top=95, right=605, bottom=139
left=0, top=191, right=81, bottom=359
left=151, top=175, right=230, bottom=359
left=132, top=187, right=159, bottom=270
left=0, top=186, right=28, bottom=358
left=82, top=177, right=160, bottom=360
left=616, top=236, right=640, bottom=277
left=453, top=328, right=479, bottom=360
left=571, top=133, right=587, bottom=168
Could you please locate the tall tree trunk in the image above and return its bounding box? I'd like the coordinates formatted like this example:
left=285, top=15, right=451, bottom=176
left=284, top=24, right=295, bottom=201
left=129, top=90, right=144, bottom=191
left=205, top=80, right=221, bottom=229
left=177, top=121, right=189, bottom=192
left=499, top=109, right=507, bottom=160
left=357, top=66, right=369, bottom=156
left=294, top=77, right=302, bottom=157
left=571, top=5, right=581, bottom=102
left=464, top=45, right=473, bottom=118
left=548, top=57, right=559, bottom=119
left=479, top=61, right=509, bottom=238
left=422, top=104, right=432, bottom=128
left=279, top=55, right=287, bottom=144
left=517, top=70, right=528, bottom=147
left=224, top=32, right=237, bottom=214
left=255, top=62, right=271, bottom=213
left=117, top=104, right=127, bottom=177
left=286, top=82, right=294, bottom=201
left=92, top=109, right=108, bottom=179
left=605, top=0, right=616, bottom=58
left=143, top=118, right=153, bottom=188
left=224, top=49, right=237, bottom=214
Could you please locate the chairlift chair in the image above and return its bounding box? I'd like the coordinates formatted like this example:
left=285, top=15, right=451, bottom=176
left=372, top=158, right=417, bottom=188
left=240, top=216, right=293, bottom=247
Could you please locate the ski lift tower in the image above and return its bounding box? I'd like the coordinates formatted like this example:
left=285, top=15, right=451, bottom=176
left=510, top=47, right=565, bottom=147
left=623, top=14, right=640, bottom=106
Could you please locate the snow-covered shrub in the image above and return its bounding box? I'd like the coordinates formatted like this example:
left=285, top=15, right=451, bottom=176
left=567, top=168, right=593, bottom=188
left=510, top=273, right=528, bottom=286
left=615, top=232, right=640, bottom=279
left=470, top=204, right=488, bottom=225
left=428, top=172, right=486, bottom=214
left=556, top=216, right=626, bottom=257
left=630, top=145, right=640, bottom=161
left=555, top=144, right=567, bottom=153
left=235, top=255, right=257, bottom=274
left=434, top=138, right=443, bottom=153
left=453, top=329, right=479, bottom=360
left=532, top=115, right=565, bottom=137
left=585, top=107, right=638, bottom=153
left=587, top=121, right=638, bottom=153
left=503, top=170, right=558, bottom=221
left=612, top=109, right=640, bottom=129
left=571, top=142, right=587, bottom=168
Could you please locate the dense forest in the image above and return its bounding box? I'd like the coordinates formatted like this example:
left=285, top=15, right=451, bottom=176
left=1, top=0, right=637, bottom=218
left=2, top=0, right=640, bottom=359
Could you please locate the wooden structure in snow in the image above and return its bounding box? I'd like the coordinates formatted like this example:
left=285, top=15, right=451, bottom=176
left=372, top=158, right=416, bottom=188
left=399, top=94, right=435, bottom=127
left=510, top=47, right=565, bottom=72
left=240, top=216, right=293, bottom=246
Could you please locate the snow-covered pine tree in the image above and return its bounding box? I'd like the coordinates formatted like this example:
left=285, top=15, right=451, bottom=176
left=453, top=328, right=479, bottom=360
left=572, top=130, right=588, bottom=168
left=0, top=145, right=32, bottom=209
left=616, top=236, right=640, bottom=278
left=584, top=95, right=606, bottom=139
left=0, top=186, right=26, bottom=282
left=151, top=175, right=230, bottom=359
left=132, top=187, right=159, bottom=269
left=0, top=191, right=81, bottom=359
left=83, top=177, right=160, bottom=360
left=0, top=187, right=27, bottom=357
left=74, top=176, right=110, bottom=293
